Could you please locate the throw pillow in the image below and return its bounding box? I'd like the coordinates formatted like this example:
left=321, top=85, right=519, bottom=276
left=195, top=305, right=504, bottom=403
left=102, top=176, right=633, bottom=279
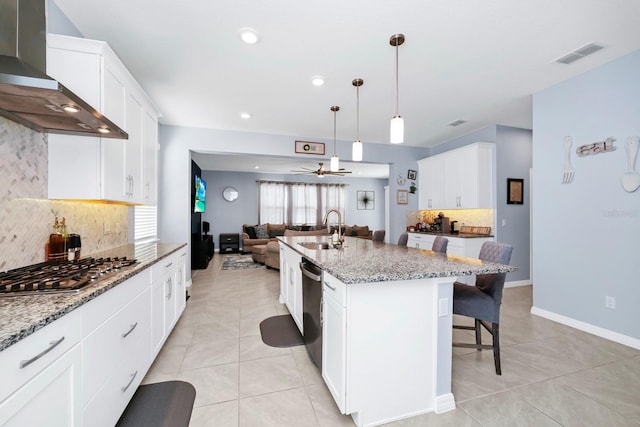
left=245, top=226, right=257, bottom=239
left=268, top=228, right=285, bottom=238
left=255, top=224, right=269, bottom=239
left=355, top=225, right=370, bottom=236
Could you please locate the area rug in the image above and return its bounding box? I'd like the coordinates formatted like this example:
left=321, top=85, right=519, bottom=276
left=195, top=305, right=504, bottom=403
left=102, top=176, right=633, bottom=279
left=222, top=253, right=266, bottom=270
left=116, top=380, right=196, bottom=427
left=260, top=314, right=304, bottom=348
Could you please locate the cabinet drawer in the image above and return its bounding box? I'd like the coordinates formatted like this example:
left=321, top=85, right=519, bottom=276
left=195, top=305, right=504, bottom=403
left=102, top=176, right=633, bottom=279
left=82, top=269, right=150, bottom=335
left=82, top=287, right=151, bottom=406
left=150, top=253, right=176, bottom=283
left=82, top=336, right=149, bottom=427
left=0, top=309, right=81, bottom=403
left=323, top=272, right=346, bottom=307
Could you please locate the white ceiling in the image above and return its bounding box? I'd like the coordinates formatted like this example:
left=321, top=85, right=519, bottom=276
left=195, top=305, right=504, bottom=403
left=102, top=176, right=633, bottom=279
left=53, top=0, right=640, bottom=174
left=191, top=152, right=390, bottom=178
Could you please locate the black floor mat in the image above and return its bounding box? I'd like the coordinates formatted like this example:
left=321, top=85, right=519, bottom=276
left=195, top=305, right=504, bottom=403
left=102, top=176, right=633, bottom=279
left=116, top=380, right=196, bottom=427
left=260, top=314, right=304, bottom=348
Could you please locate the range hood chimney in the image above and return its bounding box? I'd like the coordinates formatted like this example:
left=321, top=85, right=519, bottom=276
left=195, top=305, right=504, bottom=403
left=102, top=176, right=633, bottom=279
left=0, top=0, right=127, bottom=139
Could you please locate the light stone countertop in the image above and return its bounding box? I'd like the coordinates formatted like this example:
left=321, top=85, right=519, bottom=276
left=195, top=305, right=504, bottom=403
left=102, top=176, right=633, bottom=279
left=0, top=242, right=186, bottom=352
left=279, top=235, right=515, bottom=284
left=407, top=231, right=495, bottom=238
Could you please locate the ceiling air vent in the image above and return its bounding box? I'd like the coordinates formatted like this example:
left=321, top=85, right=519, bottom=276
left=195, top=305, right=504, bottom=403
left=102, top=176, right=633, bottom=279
left=555, top=42, right=604, bottom=65
left=448, top=119, right=467, bottom=127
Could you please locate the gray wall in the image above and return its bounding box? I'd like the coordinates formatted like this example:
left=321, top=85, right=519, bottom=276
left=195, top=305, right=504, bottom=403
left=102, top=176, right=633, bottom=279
left=199, top=170, right=386, bottom=250
left=532, top=49, right=640, bottom=344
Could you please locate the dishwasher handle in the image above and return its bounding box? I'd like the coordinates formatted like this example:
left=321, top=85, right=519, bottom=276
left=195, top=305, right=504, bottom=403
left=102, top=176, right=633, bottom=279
left=299, top=262, right=322, bottom=282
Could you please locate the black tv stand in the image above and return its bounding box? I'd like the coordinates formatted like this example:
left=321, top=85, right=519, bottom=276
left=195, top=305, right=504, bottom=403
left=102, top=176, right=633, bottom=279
left=192, top=234, right=214, bottom=269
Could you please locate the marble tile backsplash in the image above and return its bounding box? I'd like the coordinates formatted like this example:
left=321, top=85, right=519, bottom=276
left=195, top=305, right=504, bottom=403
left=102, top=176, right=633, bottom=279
left=0, top=118, right=128, bottom=271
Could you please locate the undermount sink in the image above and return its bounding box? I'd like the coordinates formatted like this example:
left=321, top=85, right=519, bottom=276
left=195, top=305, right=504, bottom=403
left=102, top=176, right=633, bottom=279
left=298, top=241, right=331, bottom=250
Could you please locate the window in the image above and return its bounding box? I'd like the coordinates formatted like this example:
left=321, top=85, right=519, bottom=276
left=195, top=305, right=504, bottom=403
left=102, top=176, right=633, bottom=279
left=258, top=181, right=346, bottom=225
left=134, top=205, right=158, bottom=242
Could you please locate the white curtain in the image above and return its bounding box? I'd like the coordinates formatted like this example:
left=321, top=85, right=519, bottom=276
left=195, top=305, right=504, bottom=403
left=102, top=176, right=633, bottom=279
left=258, top=181, right=346, bottom=226
left=259, top=182, right=285, bottom=224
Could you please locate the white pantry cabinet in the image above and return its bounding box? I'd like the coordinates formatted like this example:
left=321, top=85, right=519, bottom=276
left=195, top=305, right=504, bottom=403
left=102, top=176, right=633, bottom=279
left=418, top=142, right=495, bottom=210
left=46, top=34, right=160, bottom=205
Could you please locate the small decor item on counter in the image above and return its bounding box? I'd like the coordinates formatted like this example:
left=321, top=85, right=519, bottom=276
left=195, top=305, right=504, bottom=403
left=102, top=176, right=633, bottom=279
left=562, top=136, right=575, bottom=184
left=576, top=137, right=616, bottom=157
left=409, top=182, right=417, bottom=194
left=332, top=230, right=339, bottom=244
left=621, top=136, right=640, bottom=193
left=48, top=216, right=68, bottom=261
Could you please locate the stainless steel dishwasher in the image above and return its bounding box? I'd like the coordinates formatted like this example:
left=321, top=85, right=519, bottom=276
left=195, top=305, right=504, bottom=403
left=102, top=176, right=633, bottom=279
left=300, top=257, right=322, bottom=369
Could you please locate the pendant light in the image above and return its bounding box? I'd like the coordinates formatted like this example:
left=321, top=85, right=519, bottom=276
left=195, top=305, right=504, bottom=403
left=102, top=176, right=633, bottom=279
left=390, top=33, right=405, bottom=144
left=330, top=105, right=340, bottom=172
left=352, top=78, right=363, bottom=161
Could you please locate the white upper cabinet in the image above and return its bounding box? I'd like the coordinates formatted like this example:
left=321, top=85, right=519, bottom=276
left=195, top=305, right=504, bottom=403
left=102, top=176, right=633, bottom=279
left=46, top=34, right=160, bottom=205
left=418, top=142, right=495, bottom=210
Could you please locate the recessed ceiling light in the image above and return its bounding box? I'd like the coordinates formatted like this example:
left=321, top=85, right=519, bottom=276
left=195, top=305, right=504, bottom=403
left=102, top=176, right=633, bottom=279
left=254, top=165, right=260, bottom=169
left=311, top=76, right=325, bottom=86
left=239, top=28, right=260, bottom=44
left=240, top=112, right=252, bottom=119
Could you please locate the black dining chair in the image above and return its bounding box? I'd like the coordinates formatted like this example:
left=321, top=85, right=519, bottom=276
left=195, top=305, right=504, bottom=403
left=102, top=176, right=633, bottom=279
left=452, top=241, right=513, bottom=375
left=397, top=232, right=409, bottom=246
left=372, top=230, right=385, bottom=242
left=431, top=236, right=448, bottom=253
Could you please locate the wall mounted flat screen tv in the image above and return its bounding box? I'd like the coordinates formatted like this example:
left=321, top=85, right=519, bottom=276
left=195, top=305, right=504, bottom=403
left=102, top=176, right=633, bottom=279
left=194, top=176, right=206, bottom=213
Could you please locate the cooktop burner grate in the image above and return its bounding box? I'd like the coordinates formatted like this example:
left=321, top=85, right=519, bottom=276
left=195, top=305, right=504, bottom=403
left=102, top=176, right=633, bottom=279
left=0, top=257, right=137, bottom=296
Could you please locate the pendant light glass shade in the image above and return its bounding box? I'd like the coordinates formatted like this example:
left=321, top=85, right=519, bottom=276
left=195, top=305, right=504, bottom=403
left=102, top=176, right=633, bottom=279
left=390, top=34, right=405, bottom=144
left=352, top=78, right=364, bottom=161
left=330, top=106, right=340, bottom=172
left=330, top=155, right=339, bottom=172
left=390, top=116, right=404, bottom=144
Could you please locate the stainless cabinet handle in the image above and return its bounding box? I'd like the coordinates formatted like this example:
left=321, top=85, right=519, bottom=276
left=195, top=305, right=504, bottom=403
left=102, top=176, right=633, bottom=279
left=320, top=296, right=324, bottom=327
left=166, top=277, right=173, bottom=299
left=121, top=322, right=138, bottom=339
left=121, top=371, right=138, bottom=392
left=165, top=262, right=173, bottom=268
left=20, top=336, right=65, bottom=369
left=323, top=281, right=336, bottom=291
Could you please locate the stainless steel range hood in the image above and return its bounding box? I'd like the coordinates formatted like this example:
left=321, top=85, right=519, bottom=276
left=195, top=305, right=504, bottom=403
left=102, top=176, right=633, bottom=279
left=0, top=0, right=127, bottom=139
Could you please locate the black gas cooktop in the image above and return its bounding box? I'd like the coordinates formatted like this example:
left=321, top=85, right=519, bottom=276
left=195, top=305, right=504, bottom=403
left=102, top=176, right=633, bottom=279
left=0, top=257, right=137, bottom=296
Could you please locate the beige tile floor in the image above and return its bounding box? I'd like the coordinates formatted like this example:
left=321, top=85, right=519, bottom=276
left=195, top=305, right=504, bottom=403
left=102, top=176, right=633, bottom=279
left=142, top=254, right=640, bottom=426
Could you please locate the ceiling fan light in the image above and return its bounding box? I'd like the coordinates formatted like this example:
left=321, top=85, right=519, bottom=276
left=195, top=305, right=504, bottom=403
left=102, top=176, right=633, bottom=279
left=390, top=116, right=404, bottom=144
left=352, top=140, right=363, bottom=161
left=330, top=155, right=340, bottom=172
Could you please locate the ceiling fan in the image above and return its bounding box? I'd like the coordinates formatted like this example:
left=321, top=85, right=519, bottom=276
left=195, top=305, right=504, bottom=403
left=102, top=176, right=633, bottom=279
left=291, top=162, right=352, bottom=177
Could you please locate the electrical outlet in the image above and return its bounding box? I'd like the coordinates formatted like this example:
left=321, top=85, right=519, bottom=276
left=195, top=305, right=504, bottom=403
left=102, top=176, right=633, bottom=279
left=605, top=296, right=616, bottom=309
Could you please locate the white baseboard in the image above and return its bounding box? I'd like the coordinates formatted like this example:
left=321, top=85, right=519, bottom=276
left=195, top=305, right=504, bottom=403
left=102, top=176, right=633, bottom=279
left=531, top=306, right=640, bottom=350
left=434, top=393, right=456, bottom=413
left=505, top=279, right=531, bottom=288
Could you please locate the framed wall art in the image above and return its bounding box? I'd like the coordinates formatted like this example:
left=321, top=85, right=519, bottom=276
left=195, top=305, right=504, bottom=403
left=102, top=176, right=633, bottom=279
left=397, top=190, right=408, bottom=205
left=507, top=178, right=524, bottom=205
left=295, top=140, right=325, bottom=155
left=357, top=191, right=375, bottom=210
left=407, top=169, right=417, bottom=180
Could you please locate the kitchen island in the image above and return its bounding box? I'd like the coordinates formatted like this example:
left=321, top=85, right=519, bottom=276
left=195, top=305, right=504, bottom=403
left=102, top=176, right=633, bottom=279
left=279, top=235, right=515, bottom=427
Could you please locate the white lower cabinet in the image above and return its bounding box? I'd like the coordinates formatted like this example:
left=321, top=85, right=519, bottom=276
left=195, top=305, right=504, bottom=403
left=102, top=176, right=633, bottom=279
left=321, top=273, right=347, bottom=413
left=0, top=310, right=82, bottom=427
left=279, top=243, right=303, bottom=333
left=82, top=287, right=152, bottom=427
left=0, top=248, right=186, bottom=427
left=151, top=253, right=180, bottom=356
left=406, top=233, right=435, bottom=249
